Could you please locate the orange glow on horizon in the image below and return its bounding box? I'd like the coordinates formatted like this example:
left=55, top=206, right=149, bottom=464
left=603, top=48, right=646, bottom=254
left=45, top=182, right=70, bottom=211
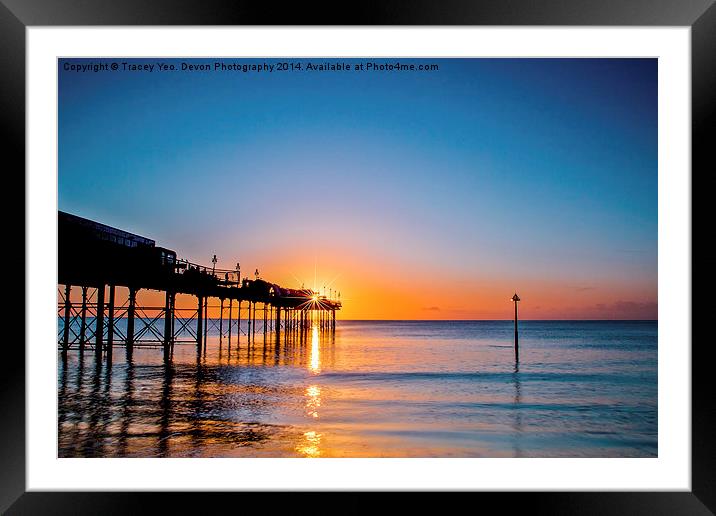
left=57, top=242, right=657, bottom=320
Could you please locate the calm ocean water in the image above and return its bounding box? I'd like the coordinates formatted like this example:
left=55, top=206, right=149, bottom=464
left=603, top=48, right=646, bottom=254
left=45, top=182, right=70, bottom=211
left=58, top=320, right=657, bottom=457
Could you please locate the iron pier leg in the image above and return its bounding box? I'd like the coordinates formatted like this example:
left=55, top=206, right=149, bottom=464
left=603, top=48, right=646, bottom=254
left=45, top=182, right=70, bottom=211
left=247, top=302, right=252, bottom=342
left=163, top=290, right=173, bottom=360
left=252, top=302, right=256, bottom=341
left=62, top=284, right=71, bottom=355
left=228, top=299, right=233, bottom=344
left=196, top=295, right=203, bottom=352
left=170, top=292, right=176, bottom=355
left=95, top=285, right=105, bottom=358
left=237, top=301, right=241, bottom=345
left=107, top=285, right=115, bottom=359
left=79, top=286, right=88, bottom=352
left=203, top=297, right=208, bottom=352
left=219, top=298, right=224, bottom=345
left=263, top=303, right=267, bottom=336
left=127, top=287, right=137, bottom=354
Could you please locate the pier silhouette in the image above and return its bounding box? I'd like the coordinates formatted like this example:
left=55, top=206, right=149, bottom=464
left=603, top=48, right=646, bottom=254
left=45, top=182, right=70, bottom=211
left=57, top=211, right=341, bottom=360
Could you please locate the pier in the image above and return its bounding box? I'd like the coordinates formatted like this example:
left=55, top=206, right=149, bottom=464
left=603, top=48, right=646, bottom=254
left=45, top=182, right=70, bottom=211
left=57, top=211, right=341, bottom=359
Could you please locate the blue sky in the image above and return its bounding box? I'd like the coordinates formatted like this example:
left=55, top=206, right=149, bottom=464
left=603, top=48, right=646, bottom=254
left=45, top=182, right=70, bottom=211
left=58, top=58, right=657, bottom=319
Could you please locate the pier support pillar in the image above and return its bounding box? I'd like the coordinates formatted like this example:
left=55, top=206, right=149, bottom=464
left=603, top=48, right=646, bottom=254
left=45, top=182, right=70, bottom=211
left=163, top=290, right=173, bottom=360
left=107, top=285, right=115, bottom=358
left=237, top=301, right=241, bottom=344
left=203, top=297, right=208, bottom=351
left=196, top=295, right=204, bottom=351
left=263, top=303, right=267, bottom=336
left=95, top=285, right=105, bottom=357
left=62, top=284, right=71, bottom=354
left=170, top=292, right=176, bottom=354
left=219, top=298, right=224, bottom=345
left=127, top=287, right=137, bottom=353
left=247, top=302, right=252, bottom=342
left=275, top=306, right=281, bottom=334
left=252, top=302, right=256, bottom=341
left=79, top=286, right=88, bottom=352
left=228, top=299, right=233, bottom=343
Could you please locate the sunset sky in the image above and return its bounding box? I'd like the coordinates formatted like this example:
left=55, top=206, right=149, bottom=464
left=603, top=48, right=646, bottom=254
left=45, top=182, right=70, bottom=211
left=58, top=58, right=657, bottom=320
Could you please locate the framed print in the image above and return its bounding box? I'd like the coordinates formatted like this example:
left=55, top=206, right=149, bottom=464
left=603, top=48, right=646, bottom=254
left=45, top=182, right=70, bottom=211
left=4, top=0, right=714, bottom=513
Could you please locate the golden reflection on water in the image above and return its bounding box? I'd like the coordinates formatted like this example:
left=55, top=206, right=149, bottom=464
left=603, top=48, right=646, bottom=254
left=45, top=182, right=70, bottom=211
left=306, top=384, right=321, bottom=418
left=309, top=324, right=321, bottom=373
left=298, top=323, right=323, bottom=456
left=297, top=430, right=322, bottom=458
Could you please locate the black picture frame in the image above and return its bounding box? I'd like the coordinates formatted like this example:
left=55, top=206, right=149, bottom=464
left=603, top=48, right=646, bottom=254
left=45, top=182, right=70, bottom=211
left=3, top=1, right=713, bottom=513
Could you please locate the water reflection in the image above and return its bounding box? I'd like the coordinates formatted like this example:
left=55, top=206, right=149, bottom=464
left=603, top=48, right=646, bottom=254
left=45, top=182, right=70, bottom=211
left=117, top=354, right=134, bottom=456
left=305, top=385, right=321, bottom=419
left=297, top=430, right=322, bottom=458
left=59, top=320, right=337, bottom=457
left=310, top=325, right=321, bottom=374
left=85, top=357, right=103, bottom=456
left=158, top=361, right=174, bottom=457
left=511, top=360, right=523, bottom=457
left=58, top=320, right=657, bottom=458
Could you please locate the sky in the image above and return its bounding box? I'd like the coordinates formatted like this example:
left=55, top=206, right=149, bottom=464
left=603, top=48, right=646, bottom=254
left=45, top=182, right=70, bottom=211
left=58, top=58, right=657, bottom=320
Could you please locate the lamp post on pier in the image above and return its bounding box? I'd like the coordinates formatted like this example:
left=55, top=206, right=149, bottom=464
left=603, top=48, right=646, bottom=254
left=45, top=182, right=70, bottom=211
left=511, top=293, right=520, bottom=360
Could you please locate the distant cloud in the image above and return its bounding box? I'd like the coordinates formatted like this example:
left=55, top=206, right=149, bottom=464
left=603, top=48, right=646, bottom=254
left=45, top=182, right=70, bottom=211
left=592, top=300, right=657, bottom=319
left=572, top=286, right=596, bottom=292
left=422, top=306, right=441, bottom=311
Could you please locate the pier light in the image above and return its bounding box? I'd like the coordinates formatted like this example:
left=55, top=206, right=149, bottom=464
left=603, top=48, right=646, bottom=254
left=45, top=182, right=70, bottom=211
left=511, top=293, right=520, bottom=302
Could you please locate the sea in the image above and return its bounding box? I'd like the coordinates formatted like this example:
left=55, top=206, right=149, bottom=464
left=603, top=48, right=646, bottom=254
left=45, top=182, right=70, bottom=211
left=57, top=320, right=657, bottom=458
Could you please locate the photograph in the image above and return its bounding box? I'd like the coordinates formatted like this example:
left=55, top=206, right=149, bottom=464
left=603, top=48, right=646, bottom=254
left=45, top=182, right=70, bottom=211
left=57, top=57, right=658, bottom=459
